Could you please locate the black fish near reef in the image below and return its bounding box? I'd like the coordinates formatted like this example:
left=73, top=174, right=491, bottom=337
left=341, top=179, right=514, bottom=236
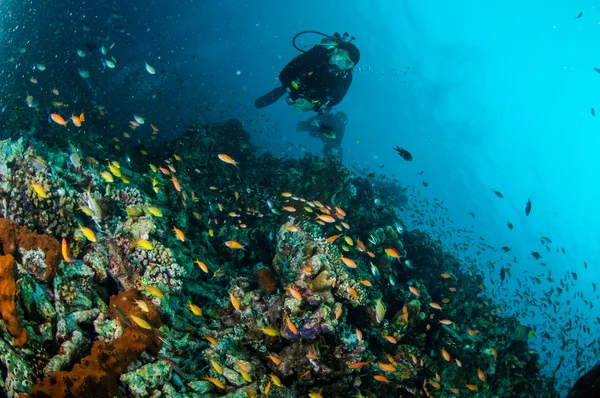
left=394, top=145, right=413, bottom=161
left=493, top=190, right=504, bottom=198
left=525, top=197, right=532, bottom=216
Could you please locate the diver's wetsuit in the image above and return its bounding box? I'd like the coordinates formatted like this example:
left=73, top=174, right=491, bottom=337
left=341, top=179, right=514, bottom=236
left=279, top=46, right=352, bottom=113
left=255, top=46, right=353, bottom=112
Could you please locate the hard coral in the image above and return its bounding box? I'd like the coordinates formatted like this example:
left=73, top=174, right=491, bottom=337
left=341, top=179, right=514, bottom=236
left=28, top=289, right=162, bottom=398
left=0, top=254, right=29, bottom=346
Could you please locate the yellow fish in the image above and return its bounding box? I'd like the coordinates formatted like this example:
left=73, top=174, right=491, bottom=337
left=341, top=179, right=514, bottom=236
left=258, top=326, right=280, bottom=337
left=375, top=298, right=386, bottom=323
left=188, top=302, right=202, bottom=316
left=135, top=239, right=153, bottom=250
left=78, top=225, right=97, bottom=242
left=240, top=370, right=252, bottom=382
left=344, top=236, right=354, bottom=246
left=100, top=171, right=114, bottom=182
left=147, top=206, right=163, bottom=217
left=210, top=359, right=223, bottom=374
left=134, top=299, right=150, bottom=313
left=141, top=285, right=164, bottom=298
left=78, top=205, right=95, bottom=217
left=120, top=175, right=130, bottom=184
left=31, top=183, right=48, bottom=199
left=130, top=314, right=152, bottom=330
left=108, top=163, right=122, bottom=177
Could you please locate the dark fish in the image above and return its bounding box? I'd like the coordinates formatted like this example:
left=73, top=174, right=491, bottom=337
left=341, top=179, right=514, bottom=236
left=592, top=108, right=596, bottom=116
left=525, top=197, right=532, bottom=216
left=493, top=190, right=504, bottom=198
left=513, top=324, right=532, bottom=341
left=531, top=251, right=542, bottom=260
left=595, top=67, right=600, bottom=74
left=422, top=181, right=428, bottom=187
left=469, top=212, right=475, bottom=218
left=501, top=246, right=511, bottom=252
left=584, top=261, right=588, bottom=270
left=572, top=272, right=578, bottom=280
left=500, top=267, right=506, bottom=281
left=394, top=145, right=413, bottom=161
left=419, top=171, right=424, bottom=175
left=575, top=11, right=583, bottom=18
left=507, top=221, right=513, bottom=230
left=540, top=236, right=552, bottom=244
left=561, top=247, right=566, bottom=254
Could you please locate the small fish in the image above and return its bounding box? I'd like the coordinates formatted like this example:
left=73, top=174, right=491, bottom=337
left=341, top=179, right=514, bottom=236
left=203, top=376, right=224, bottom=389
left=204, top=336, right=219, bottom=346
left=141, top=285, right=164, bottom=298
left=507, top=221, right=514, bottom=230
left=188, top=302, right=202, bottom=316
left=78, top=225, right=96, bottom=242
left=130, top=314, right=152, bottom=330
left=133, top=114, right=145, bottom=124
left=384, top=247, right=400, bottom=258
left=287, top=287, right=302, bottom=300
left=210, top=359, right=223, bottom=374
left=50, top=113, right=68, bottom=126
left=349, top=361, right=370, bottom=369
left=394, top=145, right=413, bottom=161
left=229, top=291, right=241, bottom=310
left=592, top=108, right=596, bottom=117
left=370, top=263, right=380, bottom=279
left=267, top=354, right=282, bottom=365
left=172, top=227, right=185, bottom=242
left=240, top=370, right=252, bottom=382
left=575, top=11, right=583, bottom=18
left=225, top=241, right=246, bottom=250
left=134, top=299, right=149, bottom=312
left=384, top=335, right=397, bottom=344
left=374, top=375, right=391, bottom=383
left=78, top=69, right=89, bottom=78
left=326, top=234, right=342, bottom=243
left=218, top=153, right=238, bottom=167
left=525, top=197, right=532, bottom=216
left=355, top=328, right=363, bottom=342
left=347, top=287, right=359, bottom=301
left=145, top=62, right=156, bottom=74
left=360, top=280, right=372, bottom=287
left=285, top=225, right=298, bottom=232
left=270, top=373, right=282, bottom=387
left=31, top=183, right=48, bottom=198
left=195, top=259, right=209, bottom=273
left=493, top=190, right=504, bottom=198
left=441, top=348, right=451, bottom=361
left=409, top=286, right=419, bottom=297
left=62, top=238, right=74, bottom=263
left=100, top=171, right=114, bottom=182
left=317, top=214, right=336, bottom=223
left=285, top=316, right=298, bottom=335
left=430, top=302, right=442, bottom=310
left=465, top=384, right=479, bottom=391
left=282, top=206, right=296, bottom=212
left=501, top=246, right=511, bottom=252
left=531, top=251, right=542, bottom=260
left=147, top=206, right=163, bottom=217
left=439, top=319, right=453, bottom=325
left=258, top=326, right=280, bottom=336
left=341, top=256, right=357, bottom=268
left=136, top=239, right=153, bottom=250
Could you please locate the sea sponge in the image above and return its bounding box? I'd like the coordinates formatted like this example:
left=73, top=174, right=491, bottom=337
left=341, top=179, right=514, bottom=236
left=0, top=254, right=29, bottom=346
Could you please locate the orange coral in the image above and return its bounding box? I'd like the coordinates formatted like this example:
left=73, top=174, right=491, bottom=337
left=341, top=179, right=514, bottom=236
left=257, top=267, right=277, bottom=292
left=27, top=289, right=162, bottom=398
left=0, top=254, right=29, bottom=346
left=0, top=218, right=60, bottom=280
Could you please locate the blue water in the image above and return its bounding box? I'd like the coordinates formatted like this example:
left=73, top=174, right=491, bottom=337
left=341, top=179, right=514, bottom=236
left=1, top=0, right=598, bottom=394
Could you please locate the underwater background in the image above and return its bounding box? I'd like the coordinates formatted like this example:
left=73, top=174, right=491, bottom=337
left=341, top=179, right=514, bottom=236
left=0, top=0, right=598, bottom=397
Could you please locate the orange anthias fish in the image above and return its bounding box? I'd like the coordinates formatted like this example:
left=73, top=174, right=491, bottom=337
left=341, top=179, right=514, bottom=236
left=441, top=348, right=451, bottom=361
left=285, top=316, right=298, bottom=335
left=349, top=361, right=369, bottom=369
left=374, top=375, right=391, bottom=383
left=171, top=176, right=181, bottom=192
left=225, top=240, right=246, bottom=250
left=340, top=256, right=357, bottom=268
left=172, top=227, right=185, bottom=242
left=287, top=287, right=302, bottom=300
left=347, top=287, right=359, bottom=301
left=70, top=115, right=82, bottom=127
left=218, top=153, right=238, bottom=167
left=61, top=238, right=74, bottom=263
left=229, top=291, right=241, bottom=311
left=326, top=234, right=342, bottom=243
left=195, top=259, right=209, bottom=273
left=50, top=113, right=68, bottom=126
left=385, top=247, right=400, bottom=258
left=317, top=214, right=336, bottom=223
left=409, top=286, right=420, bottom=297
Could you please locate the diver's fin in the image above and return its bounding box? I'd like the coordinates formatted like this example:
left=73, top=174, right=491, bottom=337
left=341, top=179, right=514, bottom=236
left=254, top=86, right=287, bottom=109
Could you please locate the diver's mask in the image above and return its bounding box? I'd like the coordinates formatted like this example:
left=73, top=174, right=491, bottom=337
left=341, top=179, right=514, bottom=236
left=330, top=49, right=354, bottom=70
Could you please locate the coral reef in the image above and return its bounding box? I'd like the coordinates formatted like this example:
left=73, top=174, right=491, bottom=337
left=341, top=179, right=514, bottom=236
left=0, top=120, right=560, bottom=397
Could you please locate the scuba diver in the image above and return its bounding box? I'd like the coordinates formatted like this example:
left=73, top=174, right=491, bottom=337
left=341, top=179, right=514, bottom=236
left=296, top=110, right=348, bottom=159
left=255, top=31, right=360, bottom=114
